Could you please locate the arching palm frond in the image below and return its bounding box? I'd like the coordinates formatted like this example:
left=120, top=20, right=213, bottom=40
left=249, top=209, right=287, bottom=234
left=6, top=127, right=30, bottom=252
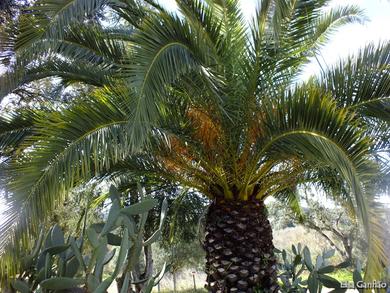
left=1, top=22, right=129, bottom=100
left=0, top=87, right=132, bottom=272
left=313, top=5, right=365, bottom=51
left=245, top=0, right=365, bottom=104
left=319, top=42, right=390, bottom=121
left=0, top=59, right=116, bottom=100
left=0, top=110, right=36, bottom=156
left=124, top=10, right=225, bottom=150
left=15, top=0, right=108, bottom=50
left=274, top=187, right=305, bottom=223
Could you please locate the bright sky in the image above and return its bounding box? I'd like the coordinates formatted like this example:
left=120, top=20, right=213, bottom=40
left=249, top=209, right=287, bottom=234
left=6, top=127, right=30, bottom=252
left=158, top=0, right=390, bottom=78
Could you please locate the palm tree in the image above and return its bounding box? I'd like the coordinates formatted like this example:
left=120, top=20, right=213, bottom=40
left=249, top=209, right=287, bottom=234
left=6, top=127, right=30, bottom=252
left=1, top=0, right=389, bottom=291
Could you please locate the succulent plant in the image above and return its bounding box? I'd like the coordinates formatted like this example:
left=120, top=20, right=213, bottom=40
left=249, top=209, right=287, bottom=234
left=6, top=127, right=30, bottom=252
left=275, top=244, right=350, bottom=293
left=9, top=185, right=169, bottom=293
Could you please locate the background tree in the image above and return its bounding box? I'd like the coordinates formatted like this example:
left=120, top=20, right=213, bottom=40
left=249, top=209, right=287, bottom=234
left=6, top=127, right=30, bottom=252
left=0, top=0, right=30, bottom=23
left=111, top=177, right=208, bottom=291
left=268, top=194, right=367, bottom=265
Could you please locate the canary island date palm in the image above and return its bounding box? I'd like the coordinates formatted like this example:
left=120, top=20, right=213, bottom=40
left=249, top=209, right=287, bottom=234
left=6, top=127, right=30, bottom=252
left=0, top=0, right=390, bottom=291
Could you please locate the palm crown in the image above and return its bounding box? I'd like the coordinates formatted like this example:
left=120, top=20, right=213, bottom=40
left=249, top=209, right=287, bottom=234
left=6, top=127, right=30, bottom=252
left=0, top=0, right=389, bottom=284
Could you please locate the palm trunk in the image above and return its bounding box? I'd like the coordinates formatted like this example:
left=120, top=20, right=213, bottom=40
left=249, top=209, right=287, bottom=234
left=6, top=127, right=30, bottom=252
left=204, top=199, right=278, bottom=293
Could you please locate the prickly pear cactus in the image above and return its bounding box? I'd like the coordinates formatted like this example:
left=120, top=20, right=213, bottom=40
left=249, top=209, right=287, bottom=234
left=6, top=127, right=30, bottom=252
left=9, top=185, right=169, bottom=293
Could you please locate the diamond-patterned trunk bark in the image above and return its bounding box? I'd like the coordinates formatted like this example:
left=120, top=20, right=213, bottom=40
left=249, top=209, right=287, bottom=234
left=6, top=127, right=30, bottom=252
left=204, top=199, right=278, bottom=293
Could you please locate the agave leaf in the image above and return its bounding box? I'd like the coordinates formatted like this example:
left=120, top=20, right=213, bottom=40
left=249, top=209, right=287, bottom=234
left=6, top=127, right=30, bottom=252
left=293, top=255, right=302, bottom=266
left=122, top=216, right=136, bottom=237
left=87, top=227, right=100, bottom=248
left=43, top=227, right=53, bottom=249
left=93, top=277, right=113, bottom=293
left=336, top=261, right=350, bottom=269
left=119, top=272, right=130, bottom=293
left=44, top=252, right=51, bottom=279
left=112, top=227, right=130, bottom=277
left=318, top=275, right=341, bottom=289
left=317, top=265, right=335, bottom=274
left=120, top=198, right=158, bottom=216
left=90, top=223, right=105, bottom=233
left=51, top=224, right=65, bottom=246
left=87, top=274, right=100, bottom=291
left=315, top=255, right=323, bottom=270
left=11, top=279, right=30, bottom=293
left=303, top=247, right=314, bottom=271
left=35, top=268, right=46, bottom=284
left=109, top=185, right=121, bottom=202
left=40, top=277, right=85, bottom=290
left=65, top=256, right=80, bottom=278
left=154, top=262, right=170, bottom=285
left=307, top=273, right=319, bottom=293
left=70, top=238, right=86, bottom=272
left=292, top=244, right=297, bottom=255
left=322, top=249, right=335, bottom=259
left=103, top=249, right=116, bottom=265
left=42, top=244, right=70, bottom=256
left=274, top=248, right=282, bottom=254
left=100, top=198, right=121, bottom=235
left=32, top=226, right=45, bottom=258
left=36, top=253, right=47, bottom=272
left=353, top=268, right=363, bottom=285
left=143, top=230, right=162, bottom=246
left=93, top=242, right=108, bottom=280
left=143, top=278, right=155, bottom=293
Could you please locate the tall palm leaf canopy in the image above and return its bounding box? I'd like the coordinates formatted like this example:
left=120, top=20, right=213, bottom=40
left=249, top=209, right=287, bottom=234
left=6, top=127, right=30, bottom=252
left=0, top=0, right=389, bottom=282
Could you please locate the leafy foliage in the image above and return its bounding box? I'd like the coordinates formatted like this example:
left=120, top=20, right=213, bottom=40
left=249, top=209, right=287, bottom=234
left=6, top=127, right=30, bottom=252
left=276, top=244, right=350, bottom=293
left=269, top=193, right=367, bottom=265
left=0, top=0, right=389, bottom=283
left=4, top=185, right=169, bottom=292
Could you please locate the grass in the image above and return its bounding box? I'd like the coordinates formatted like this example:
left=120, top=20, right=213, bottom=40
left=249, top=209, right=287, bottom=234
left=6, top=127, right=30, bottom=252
left=155, top=269, right=354, bottom=292
left=328, top=269, right=354, bottom=282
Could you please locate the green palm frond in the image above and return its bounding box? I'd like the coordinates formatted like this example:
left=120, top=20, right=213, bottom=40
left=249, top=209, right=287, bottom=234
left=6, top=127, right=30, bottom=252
left=245, top=0, right=364, bottom=104
left=176, top=0, right=222, bottom=48
left=107, top=0, right=159, bottom=28
left=1, top=23, right=128, bottom=100
left=249, top=0, right=364, bottom=84
left=209, top=0, right=246, bottom=59
left=0, top=58, right=117, bottom=100
left=48, top=24, right=126, bottom=64
left=125, top=11, right=223, bottom=150
left=275, top=187, right=305, bottom=223
left=0, top=88, right=131, bottom=271
left=319, top=42, right=390, bottom=120
left=256, top=86, right=387, bottom=279
left=313, top=5, right=365, bottom=51
left=0, top=110, right=36, bottom=156
left=15, top=0, right=108, bottom=50
left=364, top=196, right=389, bottom=282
